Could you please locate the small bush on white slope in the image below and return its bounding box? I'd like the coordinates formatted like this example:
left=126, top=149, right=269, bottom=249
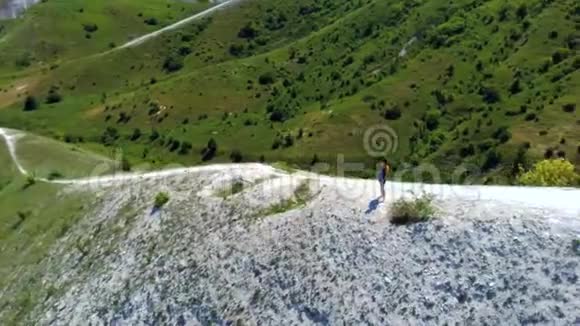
left=390, top=193, right=437, bottom=225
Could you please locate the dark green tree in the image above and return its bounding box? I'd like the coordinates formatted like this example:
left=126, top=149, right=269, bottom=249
left=202, top=138, right=218, bottom=161
left=23, top=96, right=38, bottom=111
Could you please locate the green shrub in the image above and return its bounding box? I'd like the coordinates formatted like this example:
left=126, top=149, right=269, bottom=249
left=552, top=48, right=571, bottom=65
left=509, top=79, right=522, bottom=95
left=230, top=181, right=244, bottom=195
left=390, top=193, right=437, bottom=225
left=47, top=171, right=63, bottom=180
left=283, top=134, right=294, bottom=148
left=121, top=156, right=131, bottom=172
left=310, top=154, right=319, bottom=166
left=511, top=146, right=529, bottom=178
left=428, top=17, right=466, bottom=47
left=516, top=4, right=528, bottom=20
left=22, top=174, right=36, bottom=190
left=562, top=103, right=576, bottom=113
left=229, top=44, right=245, bottom=57
left=269, top=109, right=286, bottom=122
left=459, top=144, right=475, bottom=158
left=178, top=46, right=192, bottom=56
left=258, top=182, right=311, bottom=217
left=432, top=89, right=453, bottom=106
left=46, top=87, right=62, bottom=104
left=482, top=149, right=502, bottom=171
left=525, top=112, right=537, bottom=121
left=573, top=57, right=580, bottom=69
left=230, top=149, right=243, bottom=163
left=517, top=159, right=579, bottom=187
left=144, top=18, right=158, bottom=26
left=217, top=181, right=244, bottom=198
left=178, top=141, right=192, bottom=155
left=154, top=192, right=170, bottom=209
left=492, top=126, right=511, bottom=143
left=163, top=55, right=184, bottom=72
left=238, top=23, right=259, bottom=39
left=129, top=128, right=142, bottom=141
left=258, top=72, right=275, bottom=85
left=23, top=96, right=38, bottom=111
left=201, top=138, right=218, bottom=161
left=168, top=138, right=181, bottom=152
left=11, top=211, right=31, bottom=231
left=100, top=127, right=120, bottom=146
left=425, top=109, right=441, bottom=130
left=149, top=130, right=160, bottom=142
left=480, top=87, right=501, bottom=104
left=271, top=139, right=281, bottom=149
left=83, top=23, right=98, bottom=33
left=15, top=52, right=33, bottom=67
left=384, top=106, right=402, bottom=120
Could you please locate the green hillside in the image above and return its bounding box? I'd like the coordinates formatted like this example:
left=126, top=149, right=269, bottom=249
left=0, top=137, right=92, bottom=324
left=0, top=0, right=578, bottom=183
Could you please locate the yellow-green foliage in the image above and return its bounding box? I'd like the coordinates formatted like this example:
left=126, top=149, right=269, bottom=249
left=517, top=159, right=579, bottom=187
left=154, top=192, right=170, bottom=209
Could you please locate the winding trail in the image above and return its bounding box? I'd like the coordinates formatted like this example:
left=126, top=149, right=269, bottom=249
left=1, top=0, right=244, bottom=64
left=0, top=127, right=278, bottom=185
left=116, top=0, right=243, bottom=50
left=0, top=127, right=27, bottom=175
left=2, top=127, right=580, bottom=229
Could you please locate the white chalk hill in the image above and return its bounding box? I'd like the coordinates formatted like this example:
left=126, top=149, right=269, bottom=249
left=1, top=127, right=579, bottom=324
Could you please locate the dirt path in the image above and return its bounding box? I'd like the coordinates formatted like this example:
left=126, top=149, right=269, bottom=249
left=2, top=127, right=580, bottom=226
left=0, top=127, right=283, bottom=185
left=0, top=127, right=27, bottom=174
left=116, top=0, right=243, bottom=50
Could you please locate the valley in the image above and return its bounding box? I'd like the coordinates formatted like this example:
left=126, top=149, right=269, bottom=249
left=0, top=1, right=579, bottom=324
left=0, top=0, right=575, bottom=184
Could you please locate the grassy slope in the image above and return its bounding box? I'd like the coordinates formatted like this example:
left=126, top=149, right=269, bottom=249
left=0, top=0, right=578, bottom=183
left=0, top=0, right=213, bottom=72
left=0, top=139, right=91, bottom=325
left=14, top=131, right=116, bottom=179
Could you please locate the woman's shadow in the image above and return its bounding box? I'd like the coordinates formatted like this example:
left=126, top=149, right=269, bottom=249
left=365, top=198, right=382, bottom=215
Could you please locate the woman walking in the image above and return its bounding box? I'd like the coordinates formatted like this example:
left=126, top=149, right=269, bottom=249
left=377, top=159, right=390, bottom=202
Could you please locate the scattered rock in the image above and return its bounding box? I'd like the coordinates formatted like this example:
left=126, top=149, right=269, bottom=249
left=13, top=168, right=578, bottom=325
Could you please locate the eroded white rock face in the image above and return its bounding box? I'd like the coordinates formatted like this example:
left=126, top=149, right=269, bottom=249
left=24, top=166, right=580, bottom=325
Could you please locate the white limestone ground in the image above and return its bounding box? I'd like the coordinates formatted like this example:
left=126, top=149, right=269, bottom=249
left=1, top=127, right=580, bottom=324
left=33, top=167, right=580, bottom=325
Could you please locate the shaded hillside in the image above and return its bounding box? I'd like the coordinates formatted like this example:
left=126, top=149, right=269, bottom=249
left=0, top=0, right=578, bottom=183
